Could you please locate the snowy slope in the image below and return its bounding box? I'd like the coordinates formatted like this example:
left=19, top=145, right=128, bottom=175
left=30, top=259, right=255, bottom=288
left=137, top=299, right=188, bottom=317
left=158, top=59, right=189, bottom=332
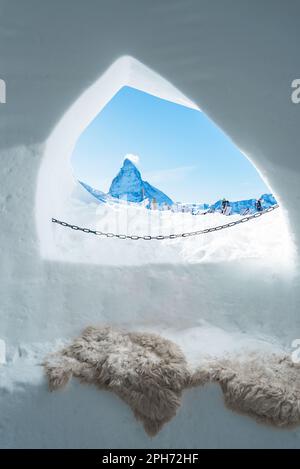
left=142, top=180, right=174, bottom=207
left=78, top=181, right=107, bottom=203
left=52, top=194, right=293, bottom=268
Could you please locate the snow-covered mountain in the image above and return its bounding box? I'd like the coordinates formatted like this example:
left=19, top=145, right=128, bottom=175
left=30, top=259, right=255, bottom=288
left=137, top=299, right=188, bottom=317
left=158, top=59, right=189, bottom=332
left=109, top=158, right=173, bottom=207
left=209, top=193, right=277, bottom=215
left=77, top=158, right=277, bottom=215
left=78, top=181, right=107, bottom=203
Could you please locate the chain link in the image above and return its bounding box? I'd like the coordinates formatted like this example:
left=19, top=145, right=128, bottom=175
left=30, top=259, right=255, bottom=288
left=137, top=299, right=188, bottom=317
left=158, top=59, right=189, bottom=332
left=52, top=204, right=279, bottom=241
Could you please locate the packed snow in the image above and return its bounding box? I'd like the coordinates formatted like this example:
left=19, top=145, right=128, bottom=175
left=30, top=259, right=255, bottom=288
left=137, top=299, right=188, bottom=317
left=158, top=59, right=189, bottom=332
left=51, top=186, right=294, bottom=269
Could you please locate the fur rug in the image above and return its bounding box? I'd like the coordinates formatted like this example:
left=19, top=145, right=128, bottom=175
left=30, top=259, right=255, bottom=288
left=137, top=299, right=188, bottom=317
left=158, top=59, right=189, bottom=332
left=43, top=326, right=191, bottom=436
left=44, top=326, right=300, bottom=436
left=192, top=354, right=300, bottom=428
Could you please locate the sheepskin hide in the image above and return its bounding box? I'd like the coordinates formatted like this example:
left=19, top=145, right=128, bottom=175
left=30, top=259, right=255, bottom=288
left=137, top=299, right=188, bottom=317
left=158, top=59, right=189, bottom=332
left=43, top=326, right=191, bottom=436
left=192, top=353, right=300, bottom=428
left=44, top=326, right=300, bottom=436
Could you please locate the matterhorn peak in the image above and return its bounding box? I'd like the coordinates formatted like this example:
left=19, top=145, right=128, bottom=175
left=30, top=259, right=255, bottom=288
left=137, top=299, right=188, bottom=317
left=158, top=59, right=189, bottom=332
left=108, top=157, right=173, bottom=206
left=109, top=157, right=143, bottom=202
left=123, top=157, right=136, bottom=166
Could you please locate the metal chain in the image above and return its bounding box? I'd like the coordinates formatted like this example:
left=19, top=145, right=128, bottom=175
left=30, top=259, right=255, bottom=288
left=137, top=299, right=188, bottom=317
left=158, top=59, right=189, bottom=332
left=52, top=204, right=279, bottom=241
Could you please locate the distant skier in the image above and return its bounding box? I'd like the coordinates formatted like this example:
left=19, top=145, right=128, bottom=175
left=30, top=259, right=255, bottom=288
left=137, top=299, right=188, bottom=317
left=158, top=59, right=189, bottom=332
left=151, top=197, right=157, bottom=210
left=255, top=198, right=263, bottom=212
left=221, top=198, right=230, bottom=215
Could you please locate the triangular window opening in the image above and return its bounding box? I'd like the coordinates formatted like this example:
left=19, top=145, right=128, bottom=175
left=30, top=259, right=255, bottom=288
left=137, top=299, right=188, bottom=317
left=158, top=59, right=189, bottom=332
left=36, top=57, right=294, bottom=267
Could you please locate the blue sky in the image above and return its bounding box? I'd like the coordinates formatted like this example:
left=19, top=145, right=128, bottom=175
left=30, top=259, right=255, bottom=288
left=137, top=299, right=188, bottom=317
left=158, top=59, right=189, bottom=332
left=71, top=86, right=269, bottom=204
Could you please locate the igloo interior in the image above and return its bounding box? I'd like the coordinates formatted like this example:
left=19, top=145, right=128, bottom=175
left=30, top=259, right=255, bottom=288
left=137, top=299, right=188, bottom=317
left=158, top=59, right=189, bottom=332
left=1, top=0, right=300, bottom=449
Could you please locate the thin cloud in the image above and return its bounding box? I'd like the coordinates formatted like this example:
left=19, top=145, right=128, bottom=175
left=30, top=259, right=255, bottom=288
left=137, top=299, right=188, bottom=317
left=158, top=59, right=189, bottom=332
left=124, top=153, right=140, bottom=165
left=143, top=165, right=196, bottom=185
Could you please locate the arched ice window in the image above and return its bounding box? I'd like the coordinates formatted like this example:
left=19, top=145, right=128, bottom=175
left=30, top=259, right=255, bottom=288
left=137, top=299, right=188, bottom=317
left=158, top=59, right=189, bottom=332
left=36, top=56, right=294, bottom=268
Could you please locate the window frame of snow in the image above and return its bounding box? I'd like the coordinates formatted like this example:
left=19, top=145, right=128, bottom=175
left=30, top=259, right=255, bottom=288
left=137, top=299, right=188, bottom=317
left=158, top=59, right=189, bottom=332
left=35, top=56, right=199, bottom=261
left=35, top=56, right=294, bottom=269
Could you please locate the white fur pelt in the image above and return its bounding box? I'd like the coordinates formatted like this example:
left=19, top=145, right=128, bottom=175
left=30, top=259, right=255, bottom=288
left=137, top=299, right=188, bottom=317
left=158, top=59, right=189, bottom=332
left=192, top=353, right=300, bottom=428
left=44, top=326, right=300, bottom=436
left=43, top=326, right=191, bottom=436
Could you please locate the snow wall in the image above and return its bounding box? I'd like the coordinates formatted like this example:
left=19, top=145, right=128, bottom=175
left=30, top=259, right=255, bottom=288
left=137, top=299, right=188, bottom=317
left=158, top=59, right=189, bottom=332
left=1, top=0, right=300, bottom=448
